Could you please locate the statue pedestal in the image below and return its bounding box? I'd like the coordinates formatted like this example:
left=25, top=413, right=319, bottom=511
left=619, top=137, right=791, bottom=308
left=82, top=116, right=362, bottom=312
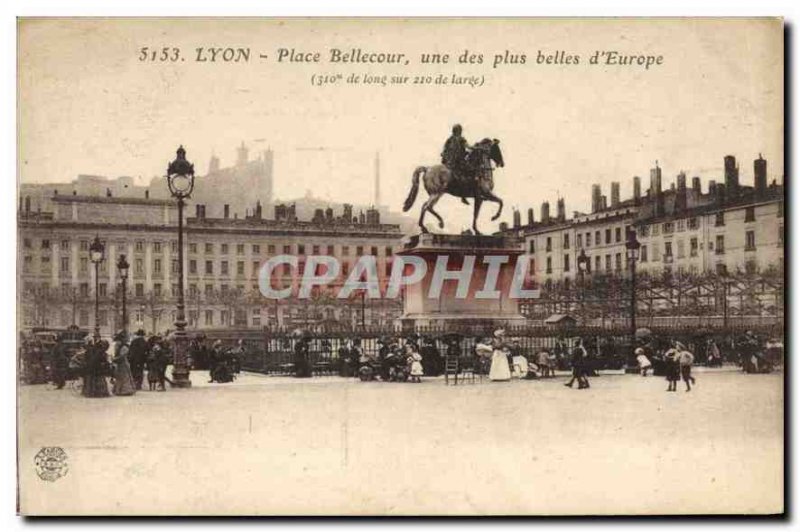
left=397, top=233, right=527, bottom=329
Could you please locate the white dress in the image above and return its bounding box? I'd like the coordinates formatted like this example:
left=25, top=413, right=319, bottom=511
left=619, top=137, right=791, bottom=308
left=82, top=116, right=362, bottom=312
left=409, top=352, right=424, bottom=376
left=489, top=348, right=512, bottom=381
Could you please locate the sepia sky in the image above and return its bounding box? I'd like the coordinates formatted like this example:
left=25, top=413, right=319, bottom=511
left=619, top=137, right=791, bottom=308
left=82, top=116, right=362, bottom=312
left=18, top=18, right=783, bottom=231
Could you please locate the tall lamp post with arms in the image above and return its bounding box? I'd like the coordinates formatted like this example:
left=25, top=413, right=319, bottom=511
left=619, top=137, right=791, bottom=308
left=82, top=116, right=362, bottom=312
left=117, top=254, right=130, bottom=336
left=577, top=249, right=589, bottom=320
left=89, top=236, right=105, bottom=340
left=625, top=229, right=641, bottom=373
left=165, top=145, right=195, bottom=388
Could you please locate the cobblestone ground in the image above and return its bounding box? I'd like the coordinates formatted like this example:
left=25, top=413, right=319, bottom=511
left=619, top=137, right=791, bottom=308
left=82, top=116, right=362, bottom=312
left=18, top=369, right=783, bottom=515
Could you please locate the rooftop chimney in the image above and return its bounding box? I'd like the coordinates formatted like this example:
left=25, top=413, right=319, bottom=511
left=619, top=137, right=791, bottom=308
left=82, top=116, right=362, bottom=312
left=649, top=161, right=662, bottom=198
left=754, top=154, right=767, bottom=195
left=610, top=182, right=620, bottom=207
left=633, top=176, right=642, bottom=203
left=692, top=177, right=701, bottom=195
left=556, top=198, right=566, bottom=221
left=675, top=172, right=688, bottom=211
left=541, top=201, right=551, bottom=223
left=224, top=204, right=230, bottom=219
left=591, top=184, right=602, bottom=213
left=724, top=155, right=739, bottom=195
left=527, top=208, right=534, bottom=226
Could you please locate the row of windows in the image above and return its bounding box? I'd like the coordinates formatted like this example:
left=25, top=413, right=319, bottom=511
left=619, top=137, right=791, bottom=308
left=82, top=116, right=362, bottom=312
left=528, top=225, right=630, bottom=254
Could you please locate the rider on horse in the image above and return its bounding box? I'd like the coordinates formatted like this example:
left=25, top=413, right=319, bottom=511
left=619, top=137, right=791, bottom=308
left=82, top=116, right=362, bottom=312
left=442, top=124, right=478, bottom=204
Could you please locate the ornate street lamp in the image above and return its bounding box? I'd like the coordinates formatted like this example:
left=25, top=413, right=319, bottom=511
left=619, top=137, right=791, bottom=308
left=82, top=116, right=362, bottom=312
left=117, top=254, right=130, bottom=336
left=89, top=235, right=105, bottom=340
left=577, top=249, right=589, bottom=318
left=625, top=229, right=641, bottom=372
left=165, top=145, right=195, bottom=388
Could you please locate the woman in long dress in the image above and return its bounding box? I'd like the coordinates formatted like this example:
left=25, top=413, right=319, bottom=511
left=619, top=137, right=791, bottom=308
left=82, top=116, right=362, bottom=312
left=82, top=339, right=110, bottom=398
left=489, top=329, right=512, bottom=381
left=112, top=334, right=136, bottom=396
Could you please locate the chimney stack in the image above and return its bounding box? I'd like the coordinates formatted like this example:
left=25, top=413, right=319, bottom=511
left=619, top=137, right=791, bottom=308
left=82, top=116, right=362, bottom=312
left=610, top=182, right=620, bottom=207
left=556, top=198, right=566, bottom=221
left=513, top=209, right=521, bottom=228
left=754, top=154, right=767, bottom=195
left=541, top=201, right=550, bottom=223
left=633, top=176, right=642, bottom=203
left=675, top=172, right=688, bottom=211
left=591, top=184, right=602, bottom=213
left=724, top=155, right=739, bottom=195
left=224, top=204, right=230, bottom=219
left=527, top=208, right=534, bottom=226
left=692, top=176, right=701, bottom=195
left=649, top=161, right=662, bottom=198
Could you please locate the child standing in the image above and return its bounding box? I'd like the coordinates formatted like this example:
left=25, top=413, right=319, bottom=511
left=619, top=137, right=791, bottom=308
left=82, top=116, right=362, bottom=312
left=407, top=345, right=424, bottom=383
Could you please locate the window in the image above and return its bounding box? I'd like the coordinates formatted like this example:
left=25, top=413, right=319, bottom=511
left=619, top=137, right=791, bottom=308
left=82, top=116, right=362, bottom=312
left=153, top=242, right=162, bottom=253
left=252, top=244, right=260, bottom=254
left=715, top=235, right=725, bottom=254
left=189, top=260, right=197, bottom=274
left=205, top=243, right=213, bottom=254
left=283, top=245, right=291, bottom=254
left=267, top=244, right=276, bottom=254
left=80, top=257, right=88, bottom=274
left=79, top=309, right=89, bottom=327
left=688, top=217, right=699, bottom=230
left=605, top=229, right=611, bottom=244
left=327, top=245, right=335, bottom=255
left=312, top=245, right=320, bottom=255
left=342, top=246, right=350, bottom=256
left=715, top=212, right=725, bottom=227
left=663, top=222, right=674, bottom=235
left=677, top=240, right=685, bottom=258
left=371, top=246, right=378, bottom=256
left=745, top=260, right=757, bottom=274
left=189, top=284, right=198, bottom=297
left=641, top=246, right=648, bottom=262
left=253, top=261, right=260, bottom=276
left=135, top=241, right=144, bottom=253
left=221, top=261, right=229, bottom=276
left=60, top=257, right=69, bottom=273
left=745, top=230, right=756, bottom=251
left=237, top=261, right=244, bottom=276
left=153, top=259, right=162, bottom=274
left=690, top=238, right=698, bottom=257
left=172, top=260, right=179, bottom=274
left=221, top=243, right=229, bottom=255
left=40, top=256, right=51, bottom=273
left=204, top=310, right=213, bottom=326
left=576, top=234, right=582, bottom=249
left=41, top=239, right=50, bottom=250
left=605, top=254, right=611, bottom=271
left=715, top=263, right=728, bottom=275
left=529, top=240, right=536, bottom=253
left=205, top=284, right=213, bottom=296
left=298, top=244, right=305, bottom=255
left=154, top=283, right=162, bottom=296
left=563, top=234, right=570, bottom=249
left=664, top=242, right=673, bottom=257
left=356, top=246, right=364, bottom=255
left=205, top=260, right=213, bottom=274
left=745, top=207, right=755, bottom=223
left=60, top=240, right=70, bottom=251
left=652, top=224, right=660, bottom=236
left=595, top=231, right=601, bottom=245
left=586, top=232, right=592, bottom=247
left=171, top=241, right=178, bottom=253
left=546, top=237, right=552, bottom=252
left=135, top=283, right=144, bottom=297
left=615, top=253, right=622, bottom=270
left=563, top=254, right=570, bottom=272
left=639, top=226, right=650, bottom=237
left=385, top=246, right=392, bottom=256
left=615, top=227, right=622, bottom=242
left=98, top=283, right=107, bottom=297
left=237, top=244, right=244, bottom=255
left=676, top=219, right=685, bottom=232
left=79, top=283, right=89, bottom=297
left=189, top=243, right=197, bottom=254
left=220, top=310, right=229, bottom=326
left=546, top=257, right=552, bottom=274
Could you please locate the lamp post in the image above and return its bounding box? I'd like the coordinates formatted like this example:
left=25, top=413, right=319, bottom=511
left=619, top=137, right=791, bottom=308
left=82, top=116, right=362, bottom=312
left=577, top=249, right=589, bottom=320
left=625, top=229, right=641, bottom=373
left=165, top=145, right=196, bottom=388
left=117, top=254, right=130, bottom=336
left=89, top=236, right=105, bottom=340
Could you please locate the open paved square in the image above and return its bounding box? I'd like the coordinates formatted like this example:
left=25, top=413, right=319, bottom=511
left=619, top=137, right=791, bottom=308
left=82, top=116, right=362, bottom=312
left=18, top=369, right=783, bottom=515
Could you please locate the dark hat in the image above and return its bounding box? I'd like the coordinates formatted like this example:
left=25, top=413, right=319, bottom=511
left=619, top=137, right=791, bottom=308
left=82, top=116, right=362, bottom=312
left=136, top=329, right=145, bottom=336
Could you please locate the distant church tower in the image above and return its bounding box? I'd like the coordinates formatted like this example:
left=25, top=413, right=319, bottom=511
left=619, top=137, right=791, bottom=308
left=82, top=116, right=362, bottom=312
left=374, top=151, right=381, bottom=207
left=236, top=141, right=249, bottom=167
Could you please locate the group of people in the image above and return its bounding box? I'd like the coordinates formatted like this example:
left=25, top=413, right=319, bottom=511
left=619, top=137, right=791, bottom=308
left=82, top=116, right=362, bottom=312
left=634, top=340, right=696, bottom=392
left=188, top=337, right=242, bottom=383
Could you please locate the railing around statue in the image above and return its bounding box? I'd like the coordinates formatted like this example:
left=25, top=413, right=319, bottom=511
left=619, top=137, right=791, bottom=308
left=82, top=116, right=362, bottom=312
left=190, top=321, right=783, bottom=376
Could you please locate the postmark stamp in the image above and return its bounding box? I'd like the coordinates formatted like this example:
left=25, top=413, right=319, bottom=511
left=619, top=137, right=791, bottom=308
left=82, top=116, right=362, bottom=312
left=34, top=447, right=68, bottom=482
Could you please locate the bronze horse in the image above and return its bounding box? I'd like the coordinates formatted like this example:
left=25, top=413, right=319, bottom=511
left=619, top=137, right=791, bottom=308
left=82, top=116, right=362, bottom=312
left=402, top=138, right=504, bottom=235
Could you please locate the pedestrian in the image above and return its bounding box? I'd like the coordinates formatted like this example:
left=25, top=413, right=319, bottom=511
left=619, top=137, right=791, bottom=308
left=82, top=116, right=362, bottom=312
left=128, top=329, right=147, bottom=390
left=407, top=344, right=424, bottom=383
left=49, top=333, right=69, bottom=390
left=489, top=329, right=512, bottom=382
left=705, top=338, right=722, bottom=368
left=294, top=335, right=312, bottom=378
left=111, top=332, right=136, bottom=396
left=564, top=339, right=590, bottom=389
left=536, top=349, right=551, bottom=378
left=636, top=347, right=652, bottom=377
left=420, top=336, right=443, bottom=376
left=664, top=342, right=681, bottom=392
left=82, top=338, right=110, bottom=398
left=677, top=342, right=696, bottom=392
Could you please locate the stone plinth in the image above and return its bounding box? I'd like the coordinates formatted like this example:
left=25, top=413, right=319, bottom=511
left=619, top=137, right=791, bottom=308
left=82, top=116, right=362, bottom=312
left=397, top=233, right=527, bottom=328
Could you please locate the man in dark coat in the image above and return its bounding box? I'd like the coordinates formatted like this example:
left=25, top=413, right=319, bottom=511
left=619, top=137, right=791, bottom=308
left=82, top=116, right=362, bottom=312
left=441, top=124, right=471, bottom=178
left=128, top=329, right=148, bottom=390
left=294, top=336, right=312, bottom=378
left=50, top=334, right=69, bottom=390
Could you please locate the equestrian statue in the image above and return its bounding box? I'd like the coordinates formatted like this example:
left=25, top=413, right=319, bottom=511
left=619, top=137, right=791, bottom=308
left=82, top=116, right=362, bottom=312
left=402, top=124, right=505, bottom=235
